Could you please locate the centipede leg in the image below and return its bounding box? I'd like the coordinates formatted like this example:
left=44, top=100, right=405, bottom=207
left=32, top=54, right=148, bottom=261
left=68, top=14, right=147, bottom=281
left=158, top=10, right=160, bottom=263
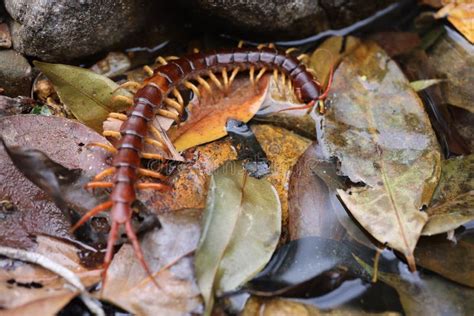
left=208, top=71, right=223, bottom=91
left=125, top=220, right=160, bottom=288
left=228, top=67, right=239, bottom=89
left=164, top=97, right=184, bottom=115
left=256, top=67, right=267, bottom=82
left=137, top=168, right=166, bottom=180
left=144, top=137, right=167, bottom=151
left=143, top=65, right=154, bottom=77
left=196, top=76, right=212, bottom=94
left=101, top=220, right=119, bottom=291
left=184, top=81, right=201, bottom=98
left=136, top=183, right=169, bottom=191
left=87, top=142, right=118, bottom=154
left=156, top=56, right=167, bottom=65
left=119, top=81, right=142, bottom=93
left=94, top=167, right=116, bottom=181
left=71, top=200, right=113, bottom=232
left=108, top=112, right=128, bottom=121
left=249, top=66, right=255, bottom=86
left=103, top=130, right=121, bottom=138
left=111, top=95, right=134, bottom=107
left=86, top=181, right=114, bottom=189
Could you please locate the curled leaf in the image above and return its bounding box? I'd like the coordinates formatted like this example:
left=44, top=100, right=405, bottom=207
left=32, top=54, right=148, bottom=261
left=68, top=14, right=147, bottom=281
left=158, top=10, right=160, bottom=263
left=194, top=160, right=281, bottom=315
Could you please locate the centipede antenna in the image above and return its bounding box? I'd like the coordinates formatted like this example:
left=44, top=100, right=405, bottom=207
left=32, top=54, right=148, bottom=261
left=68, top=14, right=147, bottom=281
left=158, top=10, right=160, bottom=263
left=86, top=181, right=114, bottom=189
left=208, top=71, right=223, bottom=91
left=164, top=97, right=184, bottom=114
left=249, top=66, right=255, bottom=85
left=222, top=68, right=229, bottom=91
left=136, top=182, right=169, bottom=191
left=103, top=130, right=121, bottom=138
left=148, top=124, right=165, bottom=143
left=141, top=152, right=165, bottom=160
left=124, top=220, right=161, bottom=289
left=71, top=200, right=113, bottom=232
left=256, top=67, right=267, bottom=82
left=144, top=137, right=167, bottom=151
left=285, top=47, right=298, bottom=55
left=119, top=81, right=142, bottom=92
left=184, top=80, right=201, bottom=98
left=196, top=76, right=212, bottom=94
left=228, top=67, right=240, bottom=88
left=172, top=88, right=184, bottom=106
left=156, top=109, right=180, bottom=122
left=156, top=56, right=167, bottom=65
left=137, top=167, right=166, bottom=180
left=143, top=65, right=154, bottom=77
left=237, top=40, right=244, bottom=48
left=111, top=95, right=134, bottom=107
left=87, top=142, right=118, bottom=154
left=108, top=112, right=128, bottom=121
left=93, top=167, right=116, bottom=181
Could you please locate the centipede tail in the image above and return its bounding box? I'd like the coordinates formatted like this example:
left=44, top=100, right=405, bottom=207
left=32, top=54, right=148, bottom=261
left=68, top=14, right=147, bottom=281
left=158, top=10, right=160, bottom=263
left=77, top=46, right=330, bottom=289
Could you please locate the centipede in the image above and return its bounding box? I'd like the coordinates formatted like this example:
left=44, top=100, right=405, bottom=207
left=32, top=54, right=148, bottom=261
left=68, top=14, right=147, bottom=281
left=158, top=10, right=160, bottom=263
left=72, top=43, right=333, bottom=288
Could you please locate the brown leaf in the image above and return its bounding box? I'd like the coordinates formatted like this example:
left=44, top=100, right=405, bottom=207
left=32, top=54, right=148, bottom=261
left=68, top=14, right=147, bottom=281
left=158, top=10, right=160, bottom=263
left=0, top=115, right=110, bottom=249
left=0, top=236, right=100, bottom=314
left=101, top=210, right=203, bottom=315
left=313, top=42, right=441, bottom=269
left=434, top=2, right=474, bottom=43
left=168, top=75, right=270, bottom=151
left=368, top=32, right=421, bottom=57
left=251, top=124, right=312, bottom=235
left=415, top=233, right=474, bottom=287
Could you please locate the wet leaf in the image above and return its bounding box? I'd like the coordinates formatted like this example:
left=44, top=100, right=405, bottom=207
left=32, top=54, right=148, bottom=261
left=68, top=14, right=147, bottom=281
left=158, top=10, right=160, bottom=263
left=427, top=27, right=474, bottom=113
left=409, top=79, right=443, bottom=91
left=244, top=237, right=370, bottom=309
left=415, top=232, right=474, bottom=287
left=101, top=209, right=203, bottom=315
left=422, top=154, right=474, bottom=235
left=34, top=61, right=132, bottom=132
left=251, top=124, right=312, bottom=231
left=0, top=115, right=110, bottom=249
left=242, top=297, right=401, bottom=316
left=0, top=236, right=101, bottom=314
left=314, top=42, right=441, bottom=269
left=355, top=255, right=474, bottom=315
left=194, top=160, right=281, bottom=315
left=169, top=75, right=270, bottom=151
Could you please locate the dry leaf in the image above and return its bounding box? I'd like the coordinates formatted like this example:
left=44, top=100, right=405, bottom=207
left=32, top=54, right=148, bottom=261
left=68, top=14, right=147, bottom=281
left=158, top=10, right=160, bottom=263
left=434, top=1, right=474, bottom=43
left=313, top=42, right=441, bottom=269
left=168, top=75, right=270, bottom=151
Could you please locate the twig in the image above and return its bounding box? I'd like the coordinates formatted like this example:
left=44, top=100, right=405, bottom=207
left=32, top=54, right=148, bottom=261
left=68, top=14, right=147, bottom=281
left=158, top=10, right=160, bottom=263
left=0, top=246, right=104, bottom=316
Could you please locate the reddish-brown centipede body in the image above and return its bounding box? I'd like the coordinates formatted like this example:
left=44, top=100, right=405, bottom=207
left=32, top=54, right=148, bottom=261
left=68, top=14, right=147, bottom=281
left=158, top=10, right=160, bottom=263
left=74, top=46, right=330, bottom=287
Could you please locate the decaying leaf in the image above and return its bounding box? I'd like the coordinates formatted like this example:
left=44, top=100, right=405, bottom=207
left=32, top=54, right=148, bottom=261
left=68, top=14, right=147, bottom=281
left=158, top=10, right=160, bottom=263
left=168, top=74, right=270, bottom=151
left=313, top=42, right=441, bottom=269
left=101, top=210, right=203, bottom=315
left=427, top=27, right=474, bottom=113
left=0, top=236, right=101, bottom=314
left=415, top=233, right=474, bottom=288
left=194, top=161, right=281, bottom=315
left=251, top=124, right=312, bottom=232
left=34, top=61, right=132, bottom=132
left=0, top=115, right=110, bottom=249
left=422, top=154, right=474, bottom=235
left=355, top=255, right=474, bottom=315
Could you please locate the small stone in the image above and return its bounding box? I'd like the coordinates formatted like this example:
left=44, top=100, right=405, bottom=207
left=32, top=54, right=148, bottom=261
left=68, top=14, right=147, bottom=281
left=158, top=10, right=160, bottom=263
left=0, top=50, right=32, bottom=97
left=0, top=23, right=12, bottom=48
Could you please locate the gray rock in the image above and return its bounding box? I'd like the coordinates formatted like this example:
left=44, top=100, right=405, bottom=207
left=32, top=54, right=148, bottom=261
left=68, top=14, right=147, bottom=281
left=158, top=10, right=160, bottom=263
left=5, top=0, right=151, bottom=62
left=0, top=50, right=32, bottom=97
left=181, top=0, right=397, bottom=39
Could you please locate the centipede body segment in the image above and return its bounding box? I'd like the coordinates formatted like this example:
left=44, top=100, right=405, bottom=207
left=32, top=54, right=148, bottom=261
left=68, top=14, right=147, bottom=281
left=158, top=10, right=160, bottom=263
left=75, top=46, right=330, bottom=288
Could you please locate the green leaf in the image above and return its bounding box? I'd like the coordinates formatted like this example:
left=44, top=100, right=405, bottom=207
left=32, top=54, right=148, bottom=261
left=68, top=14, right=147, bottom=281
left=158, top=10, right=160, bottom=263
left=312, top=41, right=441, bottom=270
left=422, top=154, right=474, bottom=235
left=34, top=61, right=132, bottom=132
left=409, top=79, right=444, bottom=92
left=194, top=160, right=281, bottom=315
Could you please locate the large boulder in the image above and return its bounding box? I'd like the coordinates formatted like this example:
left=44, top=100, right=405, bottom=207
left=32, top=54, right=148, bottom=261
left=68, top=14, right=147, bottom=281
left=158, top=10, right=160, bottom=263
left=0, top=50, right=32, bottom=97
left=4, top=0, right=153, bottom=62
left=179, top=0, right=398, bottom=40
